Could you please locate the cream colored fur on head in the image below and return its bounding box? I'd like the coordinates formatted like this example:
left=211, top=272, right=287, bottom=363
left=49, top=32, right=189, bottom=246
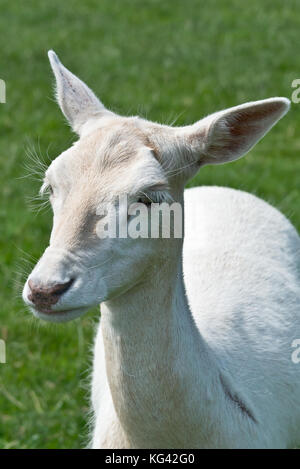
left=23, top=51, right=300, bottom=449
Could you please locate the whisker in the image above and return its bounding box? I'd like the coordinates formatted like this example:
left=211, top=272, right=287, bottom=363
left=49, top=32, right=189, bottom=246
left=14, top=246, right=39, bottom=263
left=86, top=256, right=114, bottom=271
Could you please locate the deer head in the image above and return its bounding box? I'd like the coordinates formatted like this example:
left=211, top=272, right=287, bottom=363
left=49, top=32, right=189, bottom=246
left=22, top=51, right=289, bottom=322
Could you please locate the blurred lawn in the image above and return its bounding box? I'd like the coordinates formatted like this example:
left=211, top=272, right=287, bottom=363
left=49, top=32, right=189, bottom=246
left=0, top=0, right=299, bottom=449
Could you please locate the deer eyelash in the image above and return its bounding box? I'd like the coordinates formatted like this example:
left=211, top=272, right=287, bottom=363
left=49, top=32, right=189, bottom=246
left=138, top=190, right=174, bottom=205
left=39, top=181, right=53, bottom=197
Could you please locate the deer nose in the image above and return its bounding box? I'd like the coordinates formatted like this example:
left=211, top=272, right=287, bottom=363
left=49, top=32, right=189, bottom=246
left=28, top=278, right=74, bottom=309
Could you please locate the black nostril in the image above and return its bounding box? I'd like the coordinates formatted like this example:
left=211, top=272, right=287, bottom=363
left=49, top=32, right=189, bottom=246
left=50, top=278, right=74, bottom=296
left=28, top=278, right=75, bottom=307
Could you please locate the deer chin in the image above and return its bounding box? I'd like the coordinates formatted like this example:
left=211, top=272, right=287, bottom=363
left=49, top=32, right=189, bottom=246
left=30, top=305, right=91, bottom=323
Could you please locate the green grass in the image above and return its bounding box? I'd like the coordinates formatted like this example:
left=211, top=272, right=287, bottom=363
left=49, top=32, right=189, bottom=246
left=0, top=0, right=300, bottom=449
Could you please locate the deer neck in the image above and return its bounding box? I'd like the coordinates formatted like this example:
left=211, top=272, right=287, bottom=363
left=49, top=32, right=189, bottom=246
left=100, top=239, right=223, bottom=448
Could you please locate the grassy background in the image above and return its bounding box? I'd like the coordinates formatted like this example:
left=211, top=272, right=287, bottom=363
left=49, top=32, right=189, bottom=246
left=0, top=0, right=299, bottom=449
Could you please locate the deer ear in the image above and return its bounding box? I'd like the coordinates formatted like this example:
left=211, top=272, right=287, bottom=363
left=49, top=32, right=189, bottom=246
left=48, top=50, right=111, bottom=134
left=180, top=98, right=290, bottom=166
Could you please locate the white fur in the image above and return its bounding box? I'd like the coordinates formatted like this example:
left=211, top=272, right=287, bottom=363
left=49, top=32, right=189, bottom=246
left=91, top=187, right=300, bottom=449
left=23, top=52, right=300, bottom=449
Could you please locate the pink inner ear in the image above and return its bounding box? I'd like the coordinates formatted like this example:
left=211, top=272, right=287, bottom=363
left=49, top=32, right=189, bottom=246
left=229, top=102, right=284, bottom=136
left=203, top=100, right=288, bottom=163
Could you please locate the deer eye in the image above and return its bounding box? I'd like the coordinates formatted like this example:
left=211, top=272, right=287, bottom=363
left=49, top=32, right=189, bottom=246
left=137, top=195, right=152, bottom=207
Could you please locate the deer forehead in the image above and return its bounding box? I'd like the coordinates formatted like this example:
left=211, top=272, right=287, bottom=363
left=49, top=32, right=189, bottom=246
left=46, top=118, right=168, bottom=200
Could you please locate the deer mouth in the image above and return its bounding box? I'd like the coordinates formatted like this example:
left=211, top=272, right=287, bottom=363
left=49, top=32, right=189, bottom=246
left=30, top=305, right=89, bottom=323
left=34, top=306, right=74, bottom=315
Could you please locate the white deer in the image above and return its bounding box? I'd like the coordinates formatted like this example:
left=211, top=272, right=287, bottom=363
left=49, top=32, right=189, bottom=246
left=23, top=51, right=300, bottom=449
